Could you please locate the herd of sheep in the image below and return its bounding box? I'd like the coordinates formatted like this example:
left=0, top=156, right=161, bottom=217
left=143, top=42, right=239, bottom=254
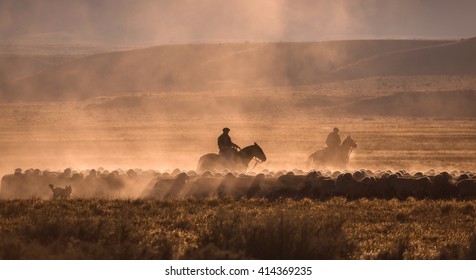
left=1, top=167, right=476, bottom=200
left=0, top=168, right=152, bottom=199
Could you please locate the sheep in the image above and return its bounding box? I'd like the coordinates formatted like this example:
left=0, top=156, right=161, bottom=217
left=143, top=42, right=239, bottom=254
left=163, top=173, right=190, bottom=199
left=267, top=172, right=317, bottom=200
left=389, top=175, right=432, bottom=200
left=143, top=172, right=189, bottom=199
left=186, top=176, right=223, bottom=199
left=309, top=176, right=335, bottom=200
left=457, top=173, right=470, bottom=182
left=0, top=168, right=47, bottom=199
left=246, top=174, right=278, bottom=198
left=456, top=179, right=476, bottom=199
left=430, top=172, right=456, bottom=199
left=333, top=173, right=370, bottom=199
left=352, top=171, right=365, bottom=181
left=217, top=173, right=254, bottom=199
left=365, top=176, right=394, bottom=199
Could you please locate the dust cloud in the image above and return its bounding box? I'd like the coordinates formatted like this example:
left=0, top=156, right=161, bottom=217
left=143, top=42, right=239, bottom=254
left=1, top=1, right=476, bottom=200
left=2, top=0, right=476, bottom=44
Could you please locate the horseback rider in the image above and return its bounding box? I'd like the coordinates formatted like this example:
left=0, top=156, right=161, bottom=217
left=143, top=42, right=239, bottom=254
left=326, top=127, right=342, bottom=155
left=218, top=127, right=240, bottom=160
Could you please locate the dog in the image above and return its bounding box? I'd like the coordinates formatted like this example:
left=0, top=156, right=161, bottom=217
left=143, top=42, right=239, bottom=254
left=49, top=184, right=72, bottom=199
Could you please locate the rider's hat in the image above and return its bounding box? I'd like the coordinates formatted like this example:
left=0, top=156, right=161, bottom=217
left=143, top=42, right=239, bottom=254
left=223, top=127, right=230, bottom=132
left=333, top=127, right=339, bottom=132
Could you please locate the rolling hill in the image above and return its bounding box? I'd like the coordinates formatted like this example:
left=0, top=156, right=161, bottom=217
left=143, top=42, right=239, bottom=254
left=336, top=90, right=476, bottom=117
left=1, top=39, right=456, bottom=102
left=330, top=37, right=476, bottom=80
left=0, top=55, right=74, bottom=85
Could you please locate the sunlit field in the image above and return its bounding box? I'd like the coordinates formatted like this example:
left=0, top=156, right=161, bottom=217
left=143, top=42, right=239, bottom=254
left=1, top=98, right=475, bottom=259
left=2, top=0, right=476, bottom=268
left=2, top=198, right=476, bottom=260
left=1, top=46, right=475, bottom=260
left=0, top=99, right=475, bottom=174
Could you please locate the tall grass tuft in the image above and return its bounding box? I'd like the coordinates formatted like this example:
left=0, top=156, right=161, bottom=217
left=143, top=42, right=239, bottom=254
left=187, top=206, right=356, bottom=259
left=377, top=236, right=410, bottom=260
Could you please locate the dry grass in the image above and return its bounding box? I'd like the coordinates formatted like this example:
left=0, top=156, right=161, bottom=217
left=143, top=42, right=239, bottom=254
left=1, top=198, right=476, bottom=260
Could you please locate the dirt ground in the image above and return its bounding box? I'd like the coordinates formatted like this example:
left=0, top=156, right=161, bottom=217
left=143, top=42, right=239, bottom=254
left=0, top=100, right=474, bottom=176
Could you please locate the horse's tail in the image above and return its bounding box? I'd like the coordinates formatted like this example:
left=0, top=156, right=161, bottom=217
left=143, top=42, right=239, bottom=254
left=197, top=155, right=207, bottom=172
left=306, top=154, right=314, bottom=170
left=343, top=148, right=354, bottom=169
left=197, top=153, right=220, bottom=173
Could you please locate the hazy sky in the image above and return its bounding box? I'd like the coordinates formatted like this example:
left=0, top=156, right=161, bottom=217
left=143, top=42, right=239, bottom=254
left=1, top=0, right=475, bottom=44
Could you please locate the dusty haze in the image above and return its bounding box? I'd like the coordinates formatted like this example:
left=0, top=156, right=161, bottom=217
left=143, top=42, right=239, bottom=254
left=1, top=0, right=476, bottom=44
left=0, top=1, right=475, bottom=181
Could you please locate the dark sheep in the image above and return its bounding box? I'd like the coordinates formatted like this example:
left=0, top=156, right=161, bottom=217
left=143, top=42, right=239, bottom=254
left=389, top=175, right=433, bottom=200
left=186, top=177, right=223, bottom=199
left=267, top=173, right=316, bottom=200
left=456, top=179, right=476, bottom=199
left=144, top=172, right=189, bottom=199
left=246, top=174, right=278, bottom=198
left=217, top=173, right=254, bottom=199
left=334, top=173, right=369, bottom=199
left=430, top=172, right=456, bottom=199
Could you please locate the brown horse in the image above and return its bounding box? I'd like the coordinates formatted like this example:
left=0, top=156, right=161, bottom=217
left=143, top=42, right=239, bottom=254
left=307, top=136, right=357, bottom=170
left=197, top=142, right=266, bottom=172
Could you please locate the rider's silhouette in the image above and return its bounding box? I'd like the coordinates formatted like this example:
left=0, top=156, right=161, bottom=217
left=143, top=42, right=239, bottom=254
left=326, top=127, right=341, bottom=154
left=218, top=128, right=240, bottom=160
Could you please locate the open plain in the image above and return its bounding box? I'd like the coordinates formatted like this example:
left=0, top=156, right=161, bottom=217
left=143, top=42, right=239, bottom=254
left=1, top=38, right=475, bottom=259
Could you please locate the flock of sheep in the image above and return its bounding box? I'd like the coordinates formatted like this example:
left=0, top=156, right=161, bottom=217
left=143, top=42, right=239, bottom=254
left=0, top=168, right=152, bottom=199
left=143, top=168, right=476, bottom=200
left=1, top=167, right=476, bottom=200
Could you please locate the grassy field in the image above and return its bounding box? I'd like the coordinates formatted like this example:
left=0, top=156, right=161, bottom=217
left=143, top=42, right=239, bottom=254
left=1, top=198, right=476, bottom=260
left=1, top=69, right=475, bottom=261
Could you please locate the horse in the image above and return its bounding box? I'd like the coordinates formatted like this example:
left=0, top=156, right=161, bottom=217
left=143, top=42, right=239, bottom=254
left=307, top=136, right=357, bottom=170
left=197, top=142, right=266, bottom=173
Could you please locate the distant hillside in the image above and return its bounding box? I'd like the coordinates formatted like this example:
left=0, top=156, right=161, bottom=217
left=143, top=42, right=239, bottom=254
left=339, top=90, right=476, bottom=117
left=0, top=39, right=452, bottom=102
left=331, top=37, right=476, bottom=80
left=0, top=55, right=73, bottom=85
left=6, top=32, right=93, bottom=46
